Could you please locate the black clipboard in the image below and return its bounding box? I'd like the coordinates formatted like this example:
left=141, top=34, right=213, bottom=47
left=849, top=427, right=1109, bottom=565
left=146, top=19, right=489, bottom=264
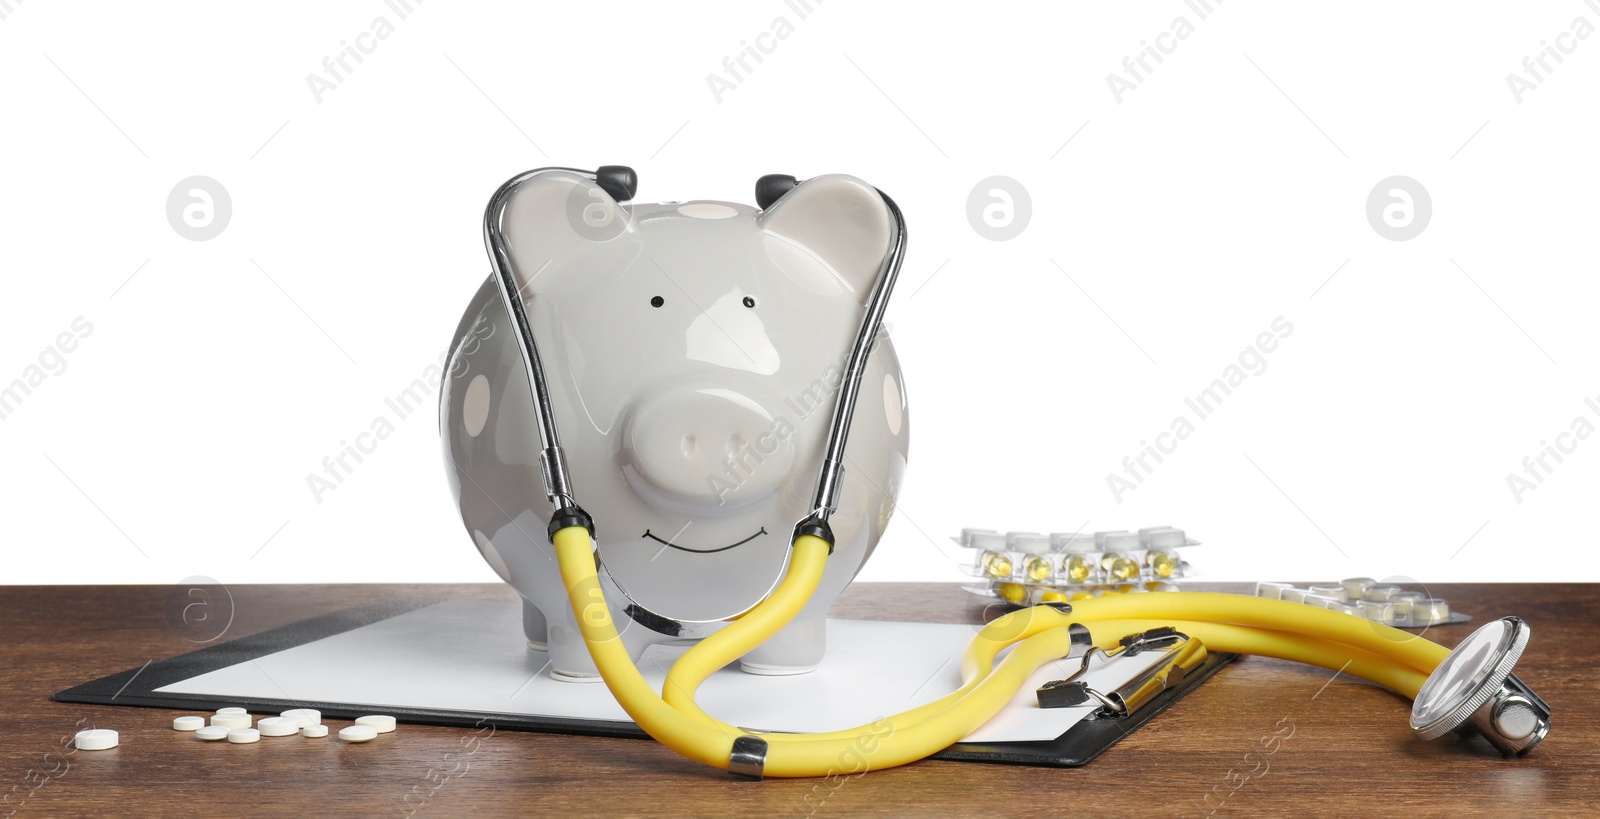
left=55, top=597, right=1235, bottom=767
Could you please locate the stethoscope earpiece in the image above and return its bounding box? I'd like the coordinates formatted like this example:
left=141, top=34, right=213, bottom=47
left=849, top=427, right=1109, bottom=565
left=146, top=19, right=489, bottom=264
left=595, top=165, right=639, bottom=202
left=755, top=174, right=799, bottom=209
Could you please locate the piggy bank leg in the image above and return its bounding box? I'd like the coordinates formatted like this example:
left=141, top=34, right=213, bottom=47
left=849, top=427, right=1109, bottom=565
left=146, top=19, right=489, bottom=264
left=521, top=598, right=549, bottom=650
left=545, top=608, right=655, bottom=682
left=739, top=616, right=825, bottom=675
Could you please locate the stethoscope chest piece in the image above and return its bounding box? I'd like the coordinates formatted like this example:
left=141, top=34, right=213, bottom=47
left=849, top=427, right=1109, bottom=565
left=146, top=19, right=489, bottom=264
left=1410, top=616, right=1549, bottom=755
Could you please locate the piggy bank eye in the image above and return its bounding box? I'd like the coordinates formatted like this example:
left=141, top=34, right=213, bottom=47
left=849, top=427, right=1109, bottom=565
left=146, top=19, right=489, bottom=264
left=650, top=296, right=664, bottom=308
left=742, top=296, right=756, bottom=308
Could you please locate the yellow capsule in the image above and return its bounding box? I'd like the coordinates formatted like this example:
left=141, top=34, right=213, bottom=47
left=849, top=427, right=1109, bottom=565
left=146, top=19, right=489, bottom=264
left=981, top=551, right=1013, bottom=578
left=1115, top=584, right=1138, bottom=594
left=1065, top=555, right=1094, bottom=584
left=1149, top=549, right=1180, bottom=579
left=1069, top=591, right=1094, bottom=601
left=1040, top=590, right=1068, bottom=604
left=1023, top=555, right=1053, bottom=583
left=997, top=582, right=1026, bottom=605
left=1110, top=556, right=1140, bottom=582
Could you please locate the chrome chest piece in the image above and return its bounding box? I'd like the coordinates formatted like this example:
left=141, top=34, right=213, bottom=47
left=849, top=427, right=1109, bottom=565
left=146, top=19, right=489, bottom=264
left=1410, top=617, right=1550, bottom=755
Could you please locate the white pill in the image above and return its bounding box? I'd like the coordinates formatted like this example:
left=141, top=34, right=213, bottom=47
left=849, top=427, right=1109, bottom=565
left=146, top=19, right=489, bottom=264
left=280, top=709, right=321, bottom=728
left=1390, top=591, right=1426, bottom=618
left=195, top=726, right=230, bottom=741
left=214, top=707, right=248, bottom=717
left=227, top=728, right=261, bottom=744
left=301, top=724, right=329, bottom=738
left=210, top=714, right=252, bottom=729
left=74, top=729, right=119, bottom=751
left=172, top=716, right=206, bottom=732
left=1360, top=600, right=1398, bottom=625
left=257, top=717, right=301, bottom=737
left=355, top=715, right=396, bottom=733
left=339, top=725, right=378, bottom=742
left=1413, top=598, right=1451, bottom=625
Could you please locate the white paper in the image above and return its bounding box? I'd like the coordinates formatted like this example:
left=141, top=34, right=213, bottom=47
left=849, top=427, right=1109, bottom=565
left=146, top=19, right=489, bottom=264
left=156, top=600, right=1166, bottom=744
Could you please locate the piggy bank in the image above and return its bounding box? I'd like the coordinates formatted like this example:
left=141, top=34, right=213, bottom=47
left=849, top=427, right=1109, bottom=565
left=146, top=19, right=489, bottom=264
left=439, top=169, right=909, bottom=680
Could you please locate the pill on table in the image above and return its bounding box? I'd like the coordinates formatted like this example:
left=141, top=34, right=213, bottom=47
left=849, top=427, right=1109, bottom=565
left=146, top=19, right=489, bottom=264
left=257, top=717, right=300, bottom=737
left=74, top=729, right=119, bottom=751
left=301, top=724, right=329, bottom=738
left=195, top=726, right=230, bottom=741
left=280, top=709, right=321, bottom=728
left=339, top=725, right=378, bottom=742
left=214, top=707, right=248, bottom=717
left=355, top=715, right=396, bottom=734
left=227, top=728, right=261, bottom=744
left=172, top=716, right=206, bottom=732
left=210, top=714, right=252, bottom=729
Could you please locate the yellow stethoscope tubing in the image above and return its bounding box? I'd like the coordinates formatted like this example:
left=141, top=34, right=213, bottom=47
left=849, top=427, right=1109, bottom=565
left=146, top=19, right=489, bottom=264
left=554, top=527, right=1445, bottom=778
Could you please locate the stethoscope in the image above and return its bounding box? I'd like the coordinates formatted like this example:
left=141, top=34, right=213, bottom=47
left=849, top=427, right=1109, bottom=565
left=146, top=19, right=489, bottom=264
left=482, top=166, right=1549, bottom=778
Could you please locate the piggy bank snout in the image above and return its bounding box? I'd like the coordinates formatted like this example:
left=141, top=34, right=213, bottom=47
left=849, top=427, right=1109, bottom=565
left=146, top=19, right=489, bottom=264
left=623, top=387, right=795, bottom=513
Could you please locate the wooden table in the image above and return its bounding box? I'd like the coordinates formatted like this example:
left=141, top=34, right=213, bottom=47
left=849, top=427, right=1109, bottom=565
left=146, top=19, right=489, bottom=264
left=3, top=583, right=1595, bottom=816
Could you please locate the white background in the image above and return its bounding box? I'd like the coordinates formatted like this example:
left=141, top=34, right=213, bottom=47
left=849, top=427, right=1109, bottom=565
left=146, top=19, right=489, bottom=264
left=3, top=1, right=1596, bottom=586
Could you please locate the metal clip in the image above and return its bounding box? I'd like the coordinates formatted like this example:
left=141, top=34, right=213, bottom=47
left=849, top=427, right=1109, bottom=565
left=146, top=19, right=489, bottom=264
left=1037, top=627, right=1208, bottom=717
left=727, top=734, right=768, bottom=779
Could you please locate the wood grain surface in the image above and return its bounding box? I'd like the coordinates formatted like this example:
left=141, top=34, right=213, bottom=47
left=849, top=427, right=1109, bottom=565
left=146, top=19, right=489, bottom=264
left=2, top=582, right=1595, bottom=816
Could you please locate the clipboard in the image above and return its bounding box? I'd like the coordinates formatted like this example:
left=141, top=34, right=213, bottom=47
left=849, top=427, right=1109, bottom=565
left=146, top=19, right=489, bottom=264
left=55, top=597, right=1234, bottom=767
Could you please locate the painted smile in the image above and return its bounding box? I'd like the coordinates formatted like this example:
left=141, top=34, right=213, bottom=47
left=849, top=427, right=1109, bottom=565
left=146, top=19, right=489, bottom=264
left=642, top=527, right=769, bottom=554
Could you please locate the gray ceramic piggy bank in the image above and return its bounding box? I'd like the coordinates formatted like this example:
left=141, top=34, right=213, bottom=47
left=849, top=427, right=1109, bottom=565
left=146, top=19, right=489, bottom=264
left=440, top=169, right=909, bottom=680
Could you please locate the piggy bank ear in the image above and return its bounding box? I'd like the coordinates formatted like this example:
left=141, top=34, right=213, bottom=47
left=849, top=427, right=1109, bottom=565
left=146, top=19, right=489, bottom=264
left=759, top=174, right=894, bottom=302
left=497, top=170, right=632, bottom=293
